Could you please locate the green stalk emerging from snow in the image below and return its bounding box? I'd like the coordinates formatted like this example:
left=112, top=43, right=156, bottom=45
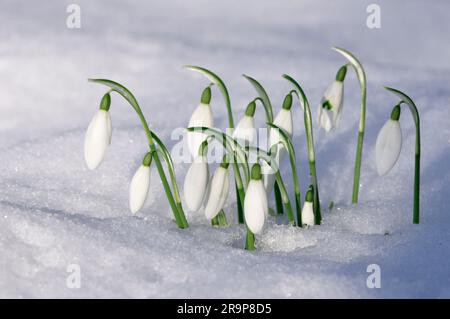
left=282, top=74, right=322, bottom=225
left=88, top=79, right=189, bottom=228
left=383, top=87, right=421, bottom=224
left=332, top=47, right=367, bottom=204
left=184, top=66, right=246, bottom=225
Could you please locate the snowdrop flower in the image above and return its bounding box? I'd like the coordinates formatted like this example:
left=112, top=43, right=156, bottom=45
left=317, top=65, right=346, bottom=132
left=269, top=93, right=294, bottom=148
left=183, top=141, right=210, bottom=211
left=129, top=152, right=152, bottom=214
left=187, top=86, right=214, bottom=157
left=244, top=163, right=268, bottom=234
left=301, top=186, right=315, bottom=226
left=204, top=157, right=230, bottom=220
left=84, top=93, right=112, bottom=170
left=375, top=104, right=402, bottom=176
left=263, top=93, right=293, bottom=193
left=233, top=100, right=256, bottom=144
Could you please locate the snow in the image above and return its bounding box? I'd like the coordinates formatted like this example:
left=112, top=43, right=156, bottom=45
left=1, top=0, right=450, bottom=298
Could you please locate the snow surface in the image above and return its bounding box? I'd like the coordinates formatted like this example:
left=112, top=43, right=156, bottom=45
left=1, top=0, right=450, bottom=298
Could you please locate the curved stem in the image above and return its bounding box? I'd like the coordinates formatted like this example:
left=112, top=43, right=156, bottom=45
left=282, top=74, right=322, bottom=225
left=267, top=123, right=302, bottom=226
left=246, top=146, right=296, bottom=225
left=243, top=75, right=274, bottom=122
left=385, top=87, right=421, bottom=224
left=332, top=47, right=367, bottom=204
left=89, top=79, right=188, bottom=228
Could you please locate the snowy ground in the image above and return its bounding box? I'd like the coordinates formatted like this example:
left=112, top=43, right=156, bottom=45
left=0, top=0, right=449, bottom=298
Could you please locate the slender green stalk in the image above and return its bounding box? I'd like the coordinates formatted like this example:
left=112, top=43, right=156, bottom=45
left=332, top=47, right=367, bottom=204
left=211, top=210, right=228, bottom=227
left=282, top=74, right=322, bottom=224
left=88, top=79, right=188, bottom=228
left=184, top=66, right=245, bottom=224
left=242, top=75, right=285, bottom=217
left=385, top=87, right=421, bottom=224
left=267, top=123, right=302, bottom=226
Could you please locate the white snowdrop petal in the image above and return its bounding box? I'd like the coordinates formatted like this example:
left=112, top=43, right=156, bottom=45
left=318, top=81, right=344, bottom=132
left=244, top=180, right=267, bottom=234
left=84, top=110, right=112, bottom=170
left=187, top=103, right=214, bottom=157
left=301, top=201, right=315, bottom=226
left=204, top=167, right=230, bottom=219
left=375, top=119, right=402, bottom=176
left=183, top=156, right=209, bottom=211
left=232, top=116, right=255, bottom=143
left=129, top=165, right=151, bottom=214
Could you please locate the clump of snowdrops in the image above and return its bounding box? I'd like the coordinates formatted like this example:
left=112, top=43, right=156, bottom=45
left=84, top=47, right=421, bottom=250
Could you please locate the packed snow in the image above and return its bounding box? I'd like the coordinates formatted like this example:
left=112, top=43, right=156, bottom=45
left=0, top=0, right=449, bottom=298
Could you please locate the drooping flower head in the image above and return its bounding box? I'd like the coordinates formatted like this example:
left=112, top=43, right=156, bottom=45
left=375, top=104, right=402, bottom=176
left=204, top=155, right=230, bottom=220
left=187, top=85, right=214, bottom=157
left=233, top=100, right=256, bottom=144
left=318, top=65, right=347, bottom=132
left=84, top=93, right=112, bottom=170
left=264, top=93, right=294, bottom=193
left=183, top=140, right=210, bottom=212
left=301, top=186, right=315, bottom=226
left=129, top=152, right=152, bottom=214
left=244, top=163, right=268, bottom=234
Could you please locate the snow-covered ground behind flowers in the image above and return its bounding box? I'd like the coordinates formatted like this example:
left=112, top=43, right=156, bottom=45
left=0, top=0, right=449, bottom=298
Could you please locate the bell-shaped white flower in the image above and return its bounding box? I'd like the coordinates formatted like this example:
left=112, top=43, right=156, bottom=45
left=183, top=154, right=209, bottom=211
left=233, top=101, right=256, bottom=144
left=204, top=161, right=230, bottom=220
left=244, top=164, right=268, bottom=234
left=375, top=105, right=402, bottom=176
left=269, top=94, right=293, bottom=149
left=264, top=94, right=293, bottom=194
left=301, top=187, right=315, bottom=226
left=129, top=153, right=152, bottom=214
left=187, top=87, right=214, bottom=157
left=318, top=65, right=346, bottom=132
left=84, top=94, right=112, bottom=170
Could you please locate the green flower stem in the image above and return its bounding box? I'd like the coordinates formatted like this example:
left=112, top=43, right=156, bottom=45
left=267, top=123, right=302, bottom=226
left=187, top=126, right=255, bottom=249
left=242, top=75, right=284, bottom=217
left=184, top=66, right=246, bottom=224
left=88, top=79, right=188, bottom=228
left=274, top=185, right=284, bottom=216
left=385, top=87, right=421, bottom=224
left=332, top=47, right=367, bottom=204
left=211, top=210, right=228, bottom=227
left=282, top=74, right=322, bottom=224
left=246, top=146, right=296, bottom=225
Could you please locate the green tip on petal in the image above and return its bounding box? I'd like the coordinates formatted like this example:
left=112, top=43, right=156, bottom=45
left=220, top=154, right=230, bottom=169
left=245, top=101, right=256, bottom=117
left=200, top=86, right=212, bottom=104
left=100, top=93, right=111, bottom=111
left=199, top=140, right=209, bottom=156
left=142, top=152, right=153, bottom=167
left=335, top=65, right=347, bottom=82
left=251, top=163, right=262, bottom=180
left=390, top=104, right=401, bottom=121
left=282, top=93, right=293, bottom=110
left=322, top=100, right=332, bottom=110
left=305, top=186, right=314, bottom=202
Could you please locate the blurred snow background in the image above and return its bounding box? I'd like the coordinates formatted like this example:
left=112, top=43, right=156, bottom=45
left=0, top=0, right=449, bottom=298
